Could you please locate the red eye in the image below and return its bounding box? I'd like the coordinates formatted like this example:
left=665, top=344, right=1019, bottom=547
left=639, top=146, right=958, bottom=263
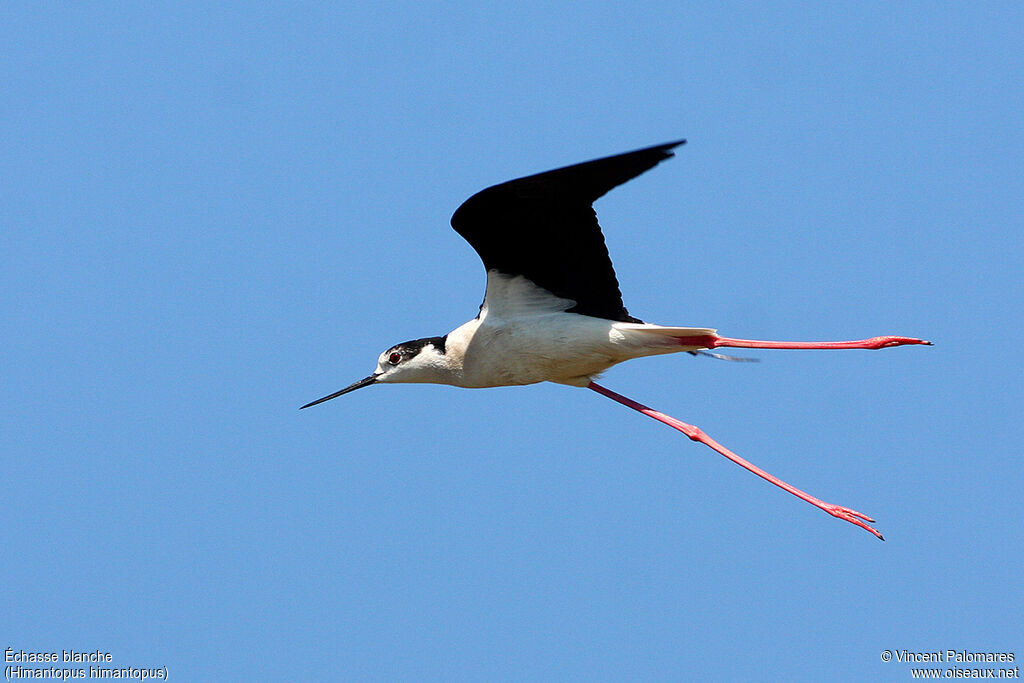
left=388, top=352, right=402, bottom=365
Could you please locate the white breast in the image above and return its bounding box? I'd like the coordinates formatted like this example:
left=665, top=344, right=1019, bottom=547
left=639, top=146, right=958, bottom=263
left=442, top=271, right=714, bottom=388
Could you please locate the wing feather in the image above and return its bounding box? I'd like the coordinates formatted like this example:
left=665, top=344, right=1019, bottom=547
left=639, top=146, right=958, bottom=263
left=450, top=140, right=686, bottom=322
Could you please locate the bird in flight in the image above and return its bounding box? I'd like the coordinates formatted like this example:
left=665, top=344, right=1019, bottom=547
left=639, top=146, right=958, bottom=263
left=303, top=140, right=930, bottom=539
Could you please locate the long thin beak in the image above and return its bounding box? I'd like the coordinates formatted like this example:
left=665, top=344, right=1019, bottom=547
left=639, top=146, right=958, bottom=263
left=300, top=375, right=377, bottom=409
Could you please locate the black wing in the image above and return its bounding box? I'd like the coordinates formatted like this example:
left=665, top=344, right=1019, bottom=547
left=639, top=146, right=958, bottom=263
left=450, top=140, right=685, bottom=322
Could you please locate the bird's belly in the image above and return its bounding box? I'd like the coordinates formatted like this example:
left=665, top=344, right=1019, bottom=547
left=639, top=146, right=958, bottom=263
left=456, top=316, right=628, bottom=388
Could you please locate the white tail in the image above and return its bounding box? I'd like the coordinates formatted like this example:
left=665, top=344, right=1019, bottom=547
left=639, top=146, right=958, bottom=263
left=613, top=323, right=717, bottom=351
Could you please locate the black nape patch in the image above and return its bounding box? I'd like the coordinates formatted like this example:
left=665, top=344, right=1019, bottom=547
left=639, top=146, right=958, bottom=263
left=389, top=335, right=447, bottom=359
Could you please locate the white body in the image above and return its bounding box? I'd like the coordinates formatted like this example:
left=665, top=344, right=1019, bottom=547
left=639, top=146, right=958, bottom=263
left=448, top=314, right=715, bottom=388
left=376, top=273, right=715, bottom=388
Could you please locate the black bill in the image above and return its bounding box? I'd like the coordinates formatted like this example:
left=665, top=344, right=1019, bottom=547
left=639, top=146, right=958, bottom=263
left=300, top=375, right=377, bottom=409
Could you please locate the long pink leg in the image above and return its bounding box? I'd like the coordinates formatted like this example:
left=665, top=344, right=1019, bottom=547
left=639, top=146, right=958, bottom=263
left=674, top=333, right=931, bottom=350
left=588, top=381, right=884, bottom=540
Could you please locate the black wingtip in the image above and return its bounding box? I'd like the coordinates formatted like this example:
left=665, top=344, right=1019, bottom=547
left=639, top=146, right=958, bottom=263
left=878, top=533, right=886, bottom=542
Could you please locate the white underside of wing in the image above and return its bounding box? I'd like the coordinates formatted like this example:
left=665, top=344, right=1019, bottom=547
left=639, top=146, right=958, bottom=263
left=479, top=271, right=575, bottom=319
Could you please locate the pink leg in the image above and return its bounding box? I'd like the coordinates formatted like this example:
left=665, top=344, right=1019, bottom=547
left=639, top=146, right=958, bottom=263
left=588, top=381, right=884, bottom=540
left=674, top=333, right=931, bottom=350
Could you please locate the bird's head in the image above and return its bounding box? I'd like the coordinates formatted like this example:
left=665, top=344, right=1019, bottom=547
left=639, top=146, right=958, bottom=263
left=301, top=336, right=450, bottom=409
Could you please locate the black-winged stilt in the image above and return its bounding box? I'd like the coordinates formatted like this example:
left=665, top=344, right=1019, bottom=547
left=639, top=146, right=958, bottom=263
left=303, top=140, right=930, bottom=539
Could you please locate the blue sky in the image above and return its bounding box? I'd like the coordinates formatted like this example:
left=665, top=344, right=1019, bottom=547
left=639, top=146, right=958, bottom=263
left=3, top=3, right=1021, bottom=681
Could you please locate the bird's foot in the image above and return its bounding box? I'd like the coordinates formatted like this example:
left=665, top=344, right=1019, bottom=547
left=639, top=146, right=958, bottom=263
left=860, top=335, right=932, bottom=349
left=821, top=502, right=884, bottom=540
